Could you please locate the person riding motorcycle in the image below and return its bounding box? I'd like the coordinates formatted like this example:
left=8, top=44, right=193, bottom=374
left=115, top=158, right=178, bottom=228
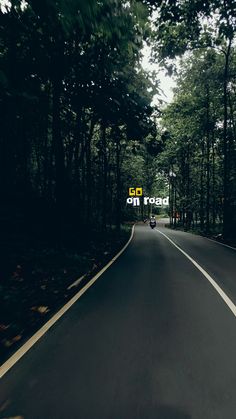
left=149, top=215, right=156, bottom=229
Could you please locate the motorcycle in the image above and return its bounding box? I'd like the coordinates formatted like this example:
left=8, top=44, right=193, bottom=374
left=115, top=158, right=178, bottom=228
left=150, top=220, right=156, bottom=229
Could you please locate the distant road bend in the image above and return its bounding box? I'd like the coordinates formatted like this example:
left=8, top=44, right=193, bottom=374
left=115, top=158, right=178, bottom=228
left=1, top=221, right=236, bottom=419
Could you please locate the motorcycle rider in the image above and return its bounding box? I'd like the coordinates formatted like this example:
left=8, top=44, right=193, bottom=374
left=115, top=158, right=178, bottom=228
left=149, top=215, right=156, bottom=228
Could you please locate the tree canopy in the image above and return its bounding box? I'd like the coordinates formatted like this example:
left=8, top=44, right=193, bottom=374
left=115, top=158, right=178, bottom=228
left=1, top=0, right=236, bottom=243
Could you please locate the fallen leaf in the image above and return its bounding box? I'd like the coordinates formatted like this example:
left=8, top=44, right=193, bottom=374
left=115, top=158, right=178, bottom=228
left=3, top=339, right=13, bottom=348
left=0, top=398, right=11, bottom=412
left=3, top=416, right=24, bottom=419
left=0, top=324, right=10, bottom=332
left=31, top=306, right=49, bottom=314
left=12, top=335, right=22, bottom=343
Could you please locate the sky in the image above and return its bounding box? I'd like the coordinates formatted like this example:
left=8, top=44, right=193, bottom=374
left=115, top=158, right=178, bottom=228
left=141, top=43, right=176, bottom=106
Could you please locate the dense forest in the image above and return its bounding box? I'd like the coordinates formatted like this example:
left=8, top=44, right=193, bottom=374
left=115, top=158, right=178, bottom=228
left=0, top=0, right=159, bottom=357
left=154, top=0, right=236, bottom=242
left=159, top=47, right=236, bottom=240
left=0, top=0, right=236, bottom=356
left=0, top=0, right=157, bottom=240
left=1, top=0, right=236, bottom=246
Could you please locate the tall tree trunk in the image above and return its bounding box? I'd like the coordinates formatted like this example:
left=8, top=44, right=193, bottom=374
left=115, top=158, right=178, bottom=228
left=200, top=142, right=205, bottom=231
left=43, top=82, right=51, bottom=200
left=222, top=38, right=232, bottom=239
left=115, top=129, right=121, bottom=231
left=174, top=180, right=177, bottom=228
left=185, top=144, right=190, bottom=231
left=212, top=130, right=216, bottom=229
left=3, top=6, right=18, bottom=200
left=52, top=75, right=65, bottom=238
left=101, top=119, right=108, bottom=230
left=206, top=85, right=210, bottom=233
left=85, top=116, right=95, bottom=226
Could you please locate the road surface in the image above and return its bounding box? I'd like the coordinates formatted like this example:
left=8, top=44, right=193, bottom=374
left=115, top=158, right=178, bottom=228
left=0, top=223, right=236, bottom=419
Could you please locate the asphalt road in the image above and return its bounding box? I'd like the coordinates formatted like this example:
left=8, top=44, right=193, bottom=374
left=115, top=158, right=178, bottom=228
left=1, top=223, right=236, bottom=419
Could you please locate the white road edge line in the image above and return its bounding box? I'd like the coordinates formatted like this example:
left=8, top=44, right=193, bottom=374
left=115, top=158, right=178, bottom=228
left=206, top=237, right=236, bottom=251
left=156, top=228, right=236, bottom=319
left=0, top=225, right=135, bottom=379
left=163, top=219, right=236, bottom=251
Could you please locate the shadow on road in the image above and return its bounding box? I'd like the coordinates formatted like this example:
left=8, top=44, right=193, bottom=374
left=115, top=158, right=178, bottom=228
left=135, top=404, right=191, bottom=419
left=156, top=405, right=191, bottom=419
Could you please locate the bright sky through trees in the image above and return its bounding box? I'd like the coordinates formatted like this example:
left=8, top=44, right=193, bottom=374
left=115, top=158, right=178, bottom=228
left=141, top=43, right=176, bottom=105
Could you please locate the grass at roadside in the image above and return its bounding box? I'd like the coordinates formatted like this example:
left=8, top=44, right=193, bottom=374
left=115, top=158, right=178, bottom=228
left=0, top=224, right=132, bottom=365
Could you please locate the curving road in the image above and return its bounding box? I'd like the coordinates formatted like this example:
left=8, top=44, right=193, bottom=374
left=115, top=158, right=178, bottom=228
left=0, top=223, right=236, bottom=419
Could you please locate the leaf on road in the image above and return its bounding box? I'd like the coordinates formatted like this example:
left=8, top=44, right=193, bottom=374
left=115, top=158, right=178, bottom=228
left=2, top=339, right=14, bottom=348
left=11, top=335, right=22, bottom=343
left=0, top=398, right=11, bottom=412
left=2, top=416, right=24, bottom=419
left=0, top=324, right=10, bottom=332
left=31, top=306, right=50, bottom=314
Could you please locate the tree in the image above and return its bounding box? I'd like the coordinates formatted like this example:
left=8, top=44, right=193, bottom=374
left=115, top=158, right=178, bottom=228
left=0, top=0, right=158, bottom=244
left=158, top=48, right=236, bottom=237
left=143, top=0, right=236, bottom=239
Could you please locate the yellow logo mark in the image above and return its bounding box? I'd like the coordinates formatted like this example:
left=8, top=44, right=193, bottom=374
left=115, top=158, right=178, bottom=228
left=129, top=187, right=143, bottom=196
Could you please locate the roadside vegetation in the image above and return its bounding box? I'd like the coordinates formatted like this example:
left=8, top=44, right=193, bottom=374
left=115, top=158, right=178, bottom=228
left=1, top=0, right=236, bottom=361
left=0, top=0, right=158, bottom=362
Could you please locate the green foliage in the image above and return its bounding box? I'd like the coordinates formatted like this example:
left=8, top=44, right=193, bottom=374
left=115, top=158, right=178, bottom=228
left=0, top=0, right=159, bottom=238
left=157, top=47, right=236, bottom=237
